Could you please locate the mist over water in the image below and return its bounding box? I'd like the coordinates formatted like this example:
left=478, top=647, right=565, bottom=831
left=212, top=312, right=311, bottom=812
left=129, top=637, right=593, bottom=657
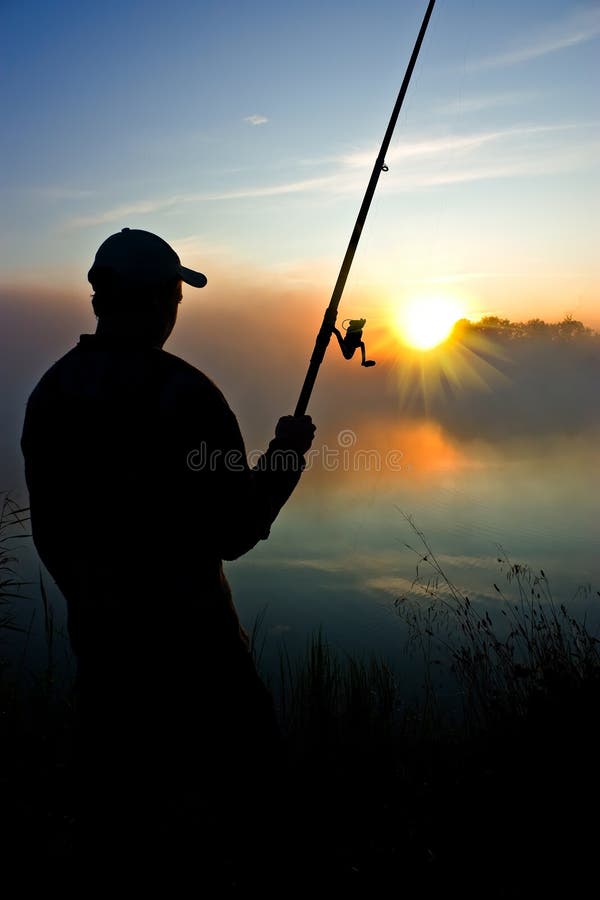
left=6, top=419, right=597, bottom=692
left=1, top=284, right=599, bottom=685
left=228, top=424, right=600, bottom=677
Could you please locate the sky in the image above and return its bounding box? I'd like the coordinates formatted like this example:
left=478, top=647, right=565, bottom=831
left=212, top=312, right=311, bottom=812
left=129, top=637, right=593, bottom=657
left=1, top=0, right=599, bottom=323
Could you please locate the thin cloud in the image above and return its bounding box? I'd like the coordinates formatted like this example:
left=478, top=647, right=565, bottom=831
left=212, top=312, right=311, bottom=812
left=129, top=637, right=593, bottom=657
left=61, top=121, right=599, bottom=228
left=243, top=114, right=268, bottom=126
left=339, top=123, right=584, bottom=169
left=166, top=233, right=232, bottom=260
left=206, top=175, right=336, bottom=200
left=342, top=130, right=507, bottom=169
left=411, top=157, right=583, bottom=189
left=472, top=5, right=600, bottom=69
left=435, top=91, right=538, bottom=117
left=406, top=271, right=593, bottom=285
left=390, top=138, right=600, bottom=192
left=64, top=196, right=182, bottom=230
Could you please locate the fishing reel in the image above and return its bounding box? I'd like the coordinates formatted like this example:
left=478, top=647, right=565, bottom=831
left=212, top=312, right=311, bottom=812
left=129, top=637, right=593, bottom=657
left=332, top=318, right=376, bottom=368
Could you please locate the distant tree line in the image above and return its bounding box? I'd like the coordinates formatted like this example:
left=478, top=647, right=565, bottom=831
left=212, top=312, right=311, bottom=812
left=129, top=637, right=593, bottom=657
left=453, top=314, right=597, bottom=342
left=416, top=313, right=600, bottom=438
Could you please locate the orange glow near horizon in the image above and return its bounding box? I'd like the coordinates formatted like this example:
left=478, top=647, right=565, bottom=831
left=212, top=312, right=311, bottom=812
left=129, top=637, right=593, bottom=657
left=293, top=416, right=470, bottom=494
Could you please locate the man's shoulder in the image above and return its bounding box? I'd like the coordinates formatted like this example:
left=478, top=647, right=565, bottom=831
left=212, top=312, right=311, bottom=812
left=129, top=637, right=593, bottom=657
left=158, top=348, right=220, bottom=390
left=153, top=350, right=243, bottom=445
left=28, top=339, right=225, bottom=401
left=157, top=349, right=230, bottom=410
left=26, top=345, right=83, bottom=402
left=23, top=338, right=237, bottom=433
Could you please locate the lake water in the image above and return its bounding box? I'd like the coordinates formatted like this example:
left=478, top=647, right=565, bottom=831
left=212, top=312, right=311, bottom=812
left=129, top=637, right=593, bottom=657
left=3, top=343, right=600, bottom=695
left=228, top=422, right=600, bottom=680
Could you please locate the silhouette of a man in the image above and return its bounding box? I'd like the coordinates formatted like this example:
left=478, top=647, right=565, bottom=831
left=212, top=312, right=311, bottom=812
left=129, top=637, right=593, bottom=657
left=21, top=228, right=315, bottom=875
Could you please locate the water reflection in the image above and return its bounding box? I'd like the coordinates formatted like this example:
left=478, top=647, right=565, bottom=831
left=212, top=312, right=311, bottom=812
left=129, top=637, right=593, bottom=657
left=5, top=415, right=600, bottom=693
left=229, top=418, right=600, bottom=679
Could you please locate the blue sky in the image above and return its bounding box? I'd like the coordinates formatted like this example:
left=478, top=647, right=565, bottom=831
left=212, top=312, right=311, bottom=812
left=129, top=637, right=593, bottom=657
left=1, top=0, right=599, bottom=324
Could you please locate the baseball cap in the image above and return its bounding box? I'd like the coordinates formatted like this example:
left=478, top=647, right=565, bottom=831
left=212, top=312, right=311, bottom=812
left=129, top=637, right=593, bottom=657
left=88, top=228, right=207, bottom=289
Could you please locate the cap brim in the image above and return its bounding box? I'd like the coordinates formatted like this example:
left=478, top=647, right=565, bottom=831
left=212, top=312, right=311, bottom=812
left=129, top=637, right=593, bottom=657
left=179, top=265, right=207, bottom=288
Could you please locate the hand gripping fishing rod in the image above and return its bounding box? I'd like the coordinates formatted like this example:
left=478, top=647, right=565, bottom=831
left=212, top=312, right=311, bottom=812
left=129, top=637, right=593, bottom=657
left=294, top=0, right=436, bottom=417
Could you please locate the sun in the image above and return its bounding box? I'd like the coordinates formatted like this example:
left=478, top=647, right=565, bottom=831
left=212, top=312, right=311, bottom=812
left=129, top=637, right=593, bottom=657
left=396, top=295, right=465, bottom=351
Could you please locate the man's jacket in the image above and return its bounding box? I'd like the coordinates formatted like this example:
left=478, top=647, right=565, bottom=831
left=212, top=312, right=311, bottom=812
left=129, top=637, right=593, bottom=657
left=21, top=333, right=303, bottom=663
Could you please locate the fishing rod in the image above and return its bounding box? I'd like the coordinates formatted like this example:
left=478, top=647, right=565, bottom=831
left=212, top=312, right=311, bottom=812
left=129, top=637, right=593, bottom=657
left=294, top=0, right=436, bottom=418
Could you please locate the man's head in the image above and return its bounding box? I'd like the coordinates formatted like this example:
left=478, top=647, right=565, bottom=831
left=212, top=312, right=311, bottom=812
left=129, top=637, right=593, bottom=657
left=88, top=229, right=207, bottom=347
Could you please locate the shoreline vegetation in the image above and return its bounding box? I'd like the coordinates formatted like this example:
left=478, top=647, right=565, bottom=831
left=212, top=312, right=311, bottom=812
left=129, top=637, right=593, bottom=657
left=1, top=494, right=599, bottom=893
left=393, top=315, right=600, bottom=441
left=455, top=313, right=597, bottom=341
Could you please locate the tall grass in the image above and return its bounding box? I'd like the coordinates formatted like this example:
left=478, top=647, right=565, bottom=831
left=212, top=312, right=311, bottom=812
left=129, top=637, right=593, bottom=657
left=0, top=492, right=29, bottom=636
left=1, top=494, right=76, bottom=865
left=395, top=512, right=600, bottom=735
left=2, top=501, right=599, bottom=889
left=264, top=519, right=600, bottom=892
left=277, top=629, right=397, bottom=755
